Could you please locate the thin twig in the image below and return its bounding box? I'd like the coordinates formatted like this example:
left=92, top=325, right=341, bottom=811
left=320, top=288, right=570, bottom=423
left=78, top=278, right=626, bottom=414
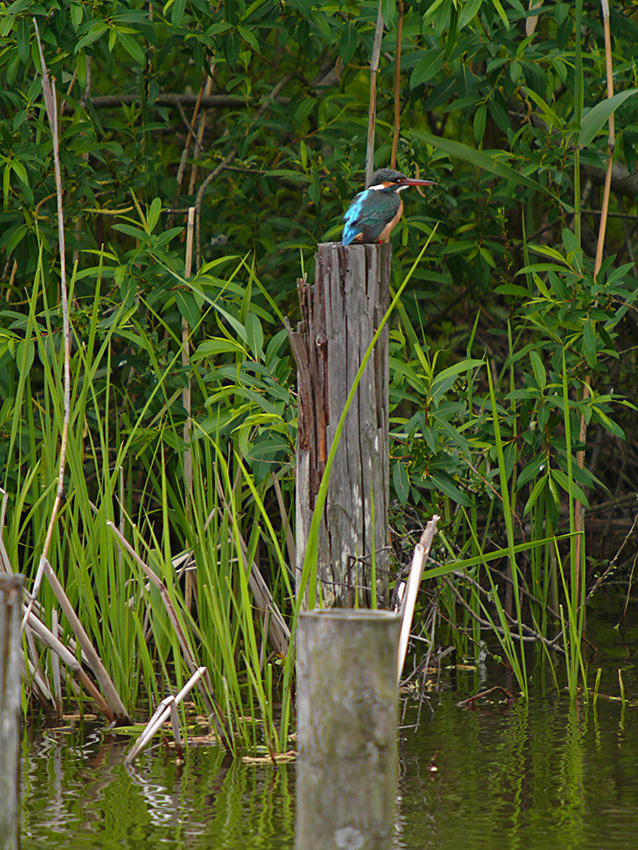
left=187, top=72, right=215, bottom=197
left=194, top=74, right=292, bottom=269
left=594, top=0, right=615, bottom=278
left=441, top=574, right=565, bottom=656
left=66, top=93, right=245, bottom=113
left=585, top=511, right=638, bottom=603
left=456, top=685, right=516, bottom=707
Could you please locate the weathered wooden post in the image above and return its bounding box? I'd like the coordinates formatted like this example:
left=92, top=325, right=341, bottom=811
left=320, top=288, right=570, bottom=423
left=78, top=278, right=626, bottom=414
left=0, top=574, right=23, bottom=850
left=296, top=609, right=400, bottom=850
left=288, top=242, right=391, bottom=606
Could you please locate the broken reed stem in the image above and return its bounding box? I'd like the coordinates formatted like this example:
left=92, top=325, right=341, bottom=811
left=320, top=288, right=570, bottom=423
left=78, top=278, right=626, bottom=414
left=397, top=515, right=440, bottom=682
left=366, top=1, right=384, bottom=186
left=124, top=666, right=207, bottom=764
left=391, top=1, right=405, bottom=170
left=24, top=23, right=72, bottom=627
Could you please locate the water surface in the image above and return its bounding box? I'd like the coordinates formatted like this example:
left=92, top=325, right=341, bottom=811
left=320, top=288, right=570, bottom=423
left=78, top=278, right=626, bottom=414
left=21, top=674, right=638, bottom=850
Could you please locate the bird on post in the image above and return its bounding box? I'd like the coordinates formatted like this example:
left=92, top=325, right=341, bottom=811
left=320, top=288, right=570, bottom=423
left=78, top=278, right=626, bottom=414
left=342, top=168, right=436, bottom=246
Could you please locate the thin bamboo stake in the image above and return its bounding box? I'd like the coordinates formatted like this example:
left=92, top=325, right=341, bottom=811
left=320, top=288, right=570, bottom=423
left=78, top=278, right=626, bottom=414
left=366, top=1, right=384, bottom=185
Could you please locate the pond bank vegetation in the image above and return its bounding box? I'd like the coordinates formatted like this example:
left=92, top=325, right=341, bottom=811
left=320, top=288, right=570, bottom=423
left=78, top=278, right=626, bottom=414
left=2, top=1, right=638, bottom=756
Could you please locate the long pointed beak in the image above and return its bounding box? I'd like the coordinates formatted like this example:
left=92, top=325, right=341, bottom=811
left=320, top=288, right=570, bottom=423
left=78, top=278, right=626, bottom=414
left=400, top=178, right=436, bottom=186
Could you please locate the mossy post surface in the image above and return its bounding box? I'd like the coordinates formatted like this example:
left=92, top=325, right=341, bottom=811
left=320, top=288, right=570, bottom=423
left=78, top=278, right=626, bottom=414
left=296, top=609, right=400, bottom=850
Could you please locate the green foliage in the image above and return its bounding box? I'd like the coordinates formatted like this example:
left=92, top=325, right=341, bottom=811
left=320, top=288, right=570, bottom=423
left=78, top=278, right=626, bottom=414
left=2, top=0, right=638, bottom=718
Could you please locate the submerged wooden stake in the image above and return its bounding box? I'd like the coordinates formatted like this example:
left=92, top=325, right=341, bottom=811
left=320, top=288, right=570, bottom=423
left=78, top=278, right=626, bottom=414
left=296, top=609, right=400, bottom=850
left=0, top=574, right=23, bottom=850
left=289, top=243, right=391, bottom=607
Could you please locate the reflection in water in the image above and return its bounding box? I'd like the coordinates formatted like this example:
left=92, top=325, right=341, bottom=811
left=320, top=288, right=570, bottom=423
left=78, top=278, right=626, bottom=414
left=21, top=725, right=294, bottom=850
left=20, top=682, right=638, bottom=850
left=396, top=690, right=638, bottom=850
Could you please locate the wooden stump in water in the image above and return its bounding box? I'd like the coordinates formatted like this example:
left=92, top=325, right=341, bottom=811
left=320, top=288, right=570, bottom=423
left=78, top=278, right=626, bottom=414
left=295, top=609, right=400, bottom=850
left=288, top=242, right=391, bottom=607
left=0, top=574, right=23, bottom=850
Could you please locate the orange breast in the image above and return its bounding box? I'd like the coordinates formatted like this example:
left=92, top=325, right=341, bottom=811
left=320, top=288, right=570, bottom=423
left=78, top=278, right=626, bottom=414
left=377, top=198, right=404, bottom=242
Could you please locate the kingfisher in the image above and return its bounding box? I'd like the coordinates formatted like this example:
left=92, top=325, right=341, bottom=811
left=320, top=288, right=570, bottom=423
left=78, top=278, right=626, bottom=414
left=342, top=168, right=436, bottom=246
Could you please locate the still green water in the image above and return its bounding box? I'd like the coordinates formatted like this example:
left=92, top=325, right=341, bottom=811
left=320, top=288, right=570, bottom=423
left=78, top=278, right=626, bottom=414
left=20, top=670, right=638, bottom=850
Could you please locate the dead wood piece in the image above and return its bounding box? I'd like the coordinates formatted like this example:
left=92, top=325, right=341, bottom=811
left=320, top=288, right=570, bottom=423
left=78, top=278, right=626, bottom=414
left=293, top=243, right=391, bottom=607
left=456, top=685, right=516, bottom=708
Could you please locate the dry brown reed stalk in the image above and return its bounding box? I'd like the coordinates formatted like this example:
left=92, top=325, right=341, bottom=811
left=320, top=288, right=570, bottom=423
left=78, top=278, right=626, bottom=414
left=23, top=606, right=115, bottom=720
left=22, top=22, right=73, bottom=628
left=3, top=525, right=124, bottom=718
left=175, top=73, right=210, bottom=192
left=366, top=1, right=384, bottom=185
left=40, top=558, right=131, bottom=722
left=574, top=0, right=615, bottom=601
left=51, top=609, right=62, bottom=717
left=186, top=73, right=215, bottom=197
left=106, top=520, right=233, bottom=749
left=391, top=1, right=405, bottom=170
left=183, top=207, right=196, bottom=607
